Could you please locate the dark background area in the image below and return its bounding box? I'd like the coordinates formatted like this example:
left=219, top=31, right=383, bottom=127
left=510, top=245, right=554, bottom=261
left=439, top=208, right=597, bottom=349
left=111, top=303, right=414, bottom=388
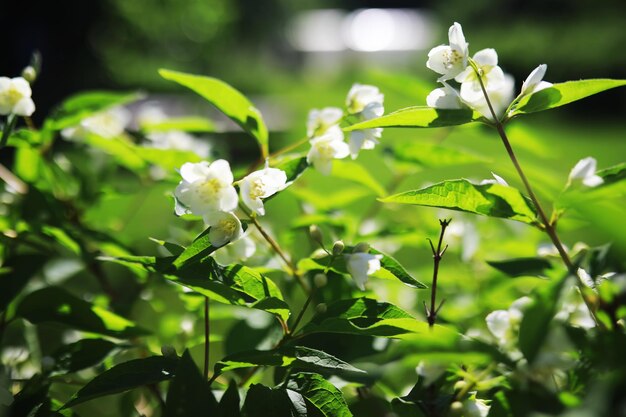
left=2, top=0, right=625, bottom=122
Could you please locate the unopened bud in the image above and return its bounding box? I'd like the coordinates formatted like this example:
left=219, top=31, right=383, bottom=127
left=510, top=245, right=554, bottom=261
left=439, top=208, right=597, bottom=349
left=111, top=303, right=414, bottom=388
left=315, top=303, right=327, bottom=314
left=314, top=273, right=328, bottom=288
left=309, top=225, right=323, bottom=245
left=21, top=66, right=37, bottom=83
left=449, top=401, right=464, bottom=416
left=353, top=242, right=370, bottom=253
left=161, top=345, right=177, bottom=357
left=453, top=380, right=467, bottom=392
left=332, top=240, right=345, bottom=256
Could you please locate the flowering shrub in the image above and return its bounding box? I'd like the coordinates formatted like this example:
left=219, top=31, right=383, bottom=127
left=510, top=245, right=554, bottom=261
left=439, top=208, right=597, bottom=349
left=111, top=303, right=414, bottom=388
left=1, top=22, right=626, bottom=417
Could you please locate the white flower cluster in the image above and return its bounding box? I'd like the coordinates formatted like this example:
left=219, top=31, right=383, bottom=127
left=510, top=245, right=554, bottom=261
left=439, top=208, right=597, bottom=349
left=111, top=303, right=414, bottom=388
left=174, top=160, right=287, bottom=248
left=306, top=83, right=384, bottom=175
left=62, top=106, right=131, bottom=140
left=426, top=22, right=552, bottom=121
left=0, top=77, right=35, bottom=117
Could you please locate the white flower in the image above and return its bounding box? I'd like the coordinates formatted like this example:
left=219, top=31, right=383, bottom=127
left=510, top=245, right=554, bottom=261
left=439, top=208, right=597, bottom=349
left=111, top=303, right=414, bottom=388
left=174, top=160, right=238, bottom=215
left=462, top=393, right=490, bottom=417
left=485, top=296, right=532, bottom=351
left=213, top=233, right=257, bottom=265
left=463, top=72, right=515, bottom=122
left=426, top=82, right=464, bottom=109
left=204, top=211, right=243, bottom=247
left=146, top=130, right=211, bottom=158
left=62, top=107, right=131, bottom=140
left=521, top=64, right=553, bottom=96
left=568, top=157, right=603, bottom=187
left=348, top=127, right=382, bottom=160
left=307, top=107, right=343, bottom=137
left=479, top=172, right=509, bottom=186
left=426, top=22, right=469, bottom=82
left=0, top=77, right=35, bottom=116
left=306, top=126, right=350, bottom=175
left=457, top=49, right=505, bottom=101
left=416, top=361, right=446, bottom=386
left=346, top=252, right=383, bottom=290
left=346, top=84, right=384, bottom=115
left=485, top=310, right=511, bottom=340
left=239, top=163, right=288, bottom=216
left=556, top=282, right=595, bottom=329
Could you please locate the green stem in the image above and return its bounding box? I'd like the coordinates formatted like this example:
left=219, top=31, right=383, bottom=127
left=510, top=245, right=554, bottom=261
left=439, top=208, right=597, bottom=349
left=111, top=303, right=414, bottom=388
left=426, top=219, right=450, bottom=327
left=203, top=296, right=210, bottom=380
left=1, top=114, right=18, bottom=149
left=291, top=287, right=317, bottom=336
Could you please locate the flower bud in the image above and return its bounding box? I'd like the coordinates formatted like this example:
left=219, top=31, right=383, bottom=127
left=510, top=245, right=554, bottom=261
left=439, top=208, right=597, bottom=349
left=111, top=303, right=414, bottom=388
left=314, top=273, right=328, bottom=288
left=161, top=345, right=177, bottom=357
left=309, top=225, right=323, bottom=245
left=449, top=401, right=464, bottom=416
left=454, top=380, right=468, bottom=392
left=315, top=303, right=327, bottom=314
left=21, top=66, right=37, bottom=83
left=332, top=240, right=345, bottom=255
left=353, top=242, right=370, bottom=253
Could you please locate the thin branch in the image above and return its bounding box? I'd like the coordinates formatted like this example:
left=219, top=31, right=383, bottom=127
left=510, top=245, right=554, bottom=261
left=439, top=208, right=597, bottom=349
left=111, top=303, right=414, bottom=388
left=203, top=296, right=210, bottom=380
left=427, top=219, right=451, bottom=327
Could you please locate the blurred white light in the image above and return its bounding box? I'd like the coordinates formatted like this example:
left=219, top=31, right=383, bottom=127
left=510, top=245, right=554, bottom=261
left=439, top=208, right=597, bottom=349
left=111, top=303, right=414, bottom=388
left=288, top=9, right=346, bottom=52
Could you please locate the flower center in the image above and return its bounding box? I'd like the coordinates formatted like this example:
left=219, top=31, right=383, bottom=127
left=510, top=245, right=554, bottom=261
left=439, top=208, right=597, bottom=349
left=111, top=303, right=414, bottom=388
left=218, top=218, right=237, bottom=236
left=443, top=48, right=463, bottom=69
left=316, top=141, right=336, bottom=158
left=248, top=178, right=266, bottom=200
left=6, top=87, right=23, bottom=106
left=196, top=178, right=223, bottom=202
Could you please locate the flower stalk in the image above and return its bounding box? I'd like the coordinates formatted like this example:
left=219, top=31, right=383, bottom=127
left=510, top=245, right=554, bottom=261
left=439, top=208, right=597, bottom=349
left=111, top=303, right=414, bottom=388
left=426, top=219, right=451, bottom=327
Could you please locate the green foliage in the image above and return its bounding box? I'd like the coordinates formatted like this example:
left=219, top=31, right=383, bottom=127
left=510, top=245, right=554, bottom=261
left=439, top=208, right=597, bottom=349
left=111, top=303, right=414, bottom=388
left=343, top=106, right=479, bottom=130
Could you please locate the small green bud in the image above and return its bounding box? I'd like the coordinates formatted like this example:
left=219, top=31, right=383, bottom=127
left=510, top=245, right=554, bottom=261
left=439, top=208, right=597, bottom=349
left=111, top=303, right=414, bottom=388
left=309, top=225, right=323, bottom=244
left=332, top=240, right=345, bottom=255
left=353, top=242, right=370, bottom=253
left=161, top=345, right=177, bottom=357
left=21, top=66, right=37, bottom=83
left=449, top=401, right=464, bottom=416
left=453, top=380, right=468, bottom=392
left=314, top=273, right=328, bottom=288
left=315, top=303, right=327, bottom=314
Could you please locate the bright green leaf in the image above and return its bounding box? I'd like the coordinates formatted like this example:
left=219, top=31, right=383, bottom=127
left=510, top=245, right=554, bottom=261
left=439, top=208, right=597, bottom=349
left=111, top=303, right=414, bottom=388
left=16, top=287, right=149, bottom=338
left=597, top=162, right=626, bottom=186
left=343, top=106, right=478, bottom=131
left=140, top=116, right=215, bottom=133
left=287, top=373, right=353, bottom=417
left=62, top=356, right=178, bottom=409
left=510, top=79, right=626, bottom=116
left=172, top=227, right=218, bottom=269
left=380, top=179, right=538, bottom=225
left=159, top=68, right=269, bottom=158
left=332, top=160, right=387, bottom=197
left=391, top=142, right=488, bottom=168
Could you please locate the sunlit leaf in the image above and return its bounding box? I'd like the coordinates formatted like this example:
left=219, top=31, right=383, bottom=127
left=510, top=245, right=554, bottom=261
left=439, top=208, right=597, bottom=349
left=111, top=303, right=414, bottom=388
left=159, top=68, right=269, bottom=157
left=380, top=179, right=538, bottom=225
left=299, top=298, right=424, bottom=338
left=62, top=356, right=178, bottom=409
left=83, top=133, right=146, bottom=170
left=510, top=79, right=626, bottom=116
left=16, top=287, right=149, bottom=338
left=332, top=160, right=387, bottom=197
left=140, top=116, right=215, bottom=133
left=138, top=147, right=203, bottom=172
left=597, top=162, right=626, bottom=186
left=287, top=373, right=353, bottom=417
left=390, top=142, right=488, bottom=168
left=164, top=351, right=218, bottom=417
left=344, top=106, right=478, bottom=131
left=172, top=226, right=218, bottom=269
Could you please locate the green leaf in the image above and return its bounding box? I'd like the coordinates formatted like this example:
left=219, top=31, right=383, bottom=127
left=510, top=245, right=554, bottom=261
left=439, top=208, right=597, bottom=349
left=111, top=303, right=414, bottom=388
left=510, top=79, right=626, bottom=116
left=139, top=147, right=203, bottom=172
left=274, top=155, right=309, bottom=183
left=164, top=351, right=219, bottom=417
left=287, top=373, right=353, bottom=417
left=16, top=287, right=149, bottom=338
left=343, top=106, right=478, bottom=131
left=299, top=298, right=423, bottom=338
left=380, top=179, right=538, bottom=224
left=83, top=133, right=146, bottom=170
left=52, top=339, right=119, bottom=374
left=172, top=227, right=219, bottom=269
left=391, top=142, right=487, bottom=168
left=518, top=278, right=567, bottom=364
left=332, top=160, right=387, bottom=197
left=597, top=162, right=626, bottom=186
left=140, top=116, right=215, bottom=133
left=242, top=384, right=294, bottom=417
left=62, top=356, right=179, bottom=409
left=214, top=346, right=364, bottom=376
left=159, top=68, right=269, bottom=158
left=487, top=257, right=553, bottom=278
left=47, top=91, right=140, bottom=131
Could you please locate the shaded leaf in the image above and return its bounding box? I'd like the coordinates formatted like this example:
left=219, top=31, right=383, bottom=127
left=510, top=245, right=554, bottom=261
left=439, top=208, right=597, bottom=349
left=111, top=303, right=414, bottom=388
left=16, top=287, right=149, bottom=338
left=344, top=106, right=478, bottom=131
left=291, top=346, right=365, bottom=374
left=63, top=356, right=179, bottom=409
left=219, top=380, right=241, bottom=417
left=274, top=155, right=309, bottom=183
left=487, top=257, right=553, bottom=278
left=287, top=373, right=353, bottom=417
left=0, top=254, right=47, bottom=312
left=159, top=69, right=269, bottom=157
left=380, top=179, right=538, bottom=224
left=242, top=384, right=294, bottom=417
left=596, top=162, right=626, bottom=186
left=510, top=79, right=626, bottom=116
left=164, top=351, right=218, bottom=417
left=52, top=339, right=119, bottom=374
